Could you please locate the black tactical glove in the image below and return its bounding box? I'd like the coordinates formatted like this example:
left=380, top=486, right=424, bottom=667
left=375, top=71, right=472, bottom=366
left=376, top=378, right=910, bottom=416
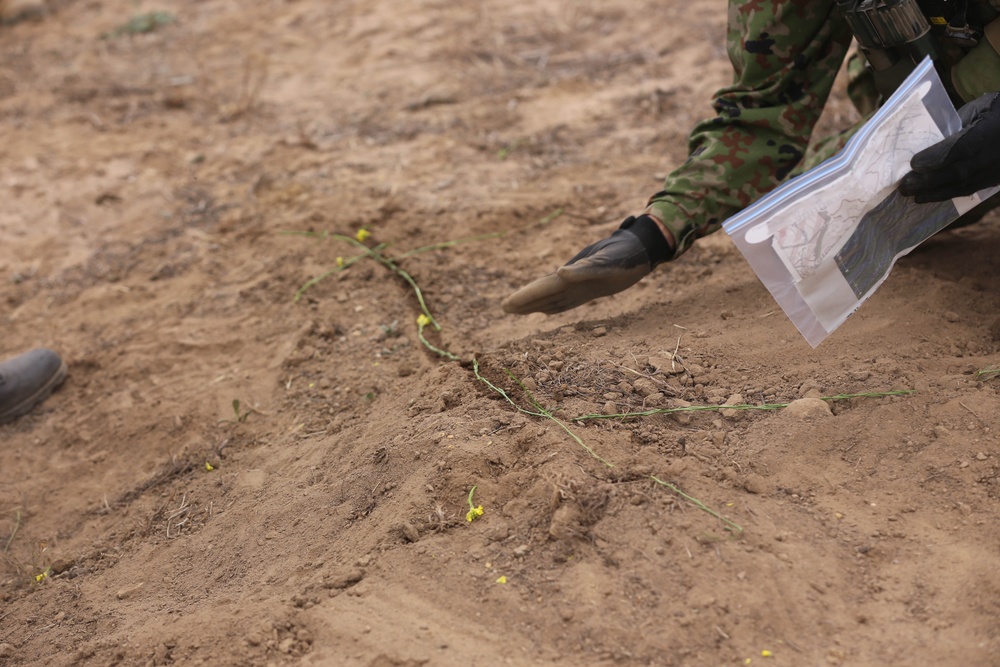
left=502, top=215, right=673, bottom=315
left=899, top=92, right=1000, bottom=203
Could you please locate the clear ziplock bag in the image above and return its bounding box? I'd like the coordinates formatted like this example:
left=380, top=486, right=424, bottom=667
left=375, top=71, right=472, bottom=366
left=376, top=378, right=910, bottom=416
left=723, top=58, right=999, bottom=347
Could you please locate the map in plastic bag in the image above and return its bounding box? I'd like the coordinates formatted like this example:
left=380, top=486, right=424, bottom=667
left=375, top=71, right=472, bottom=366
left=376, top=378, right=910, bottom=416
left=723, top=58, right=998, bottom=347
left=764, top=91, right=944, bottom=283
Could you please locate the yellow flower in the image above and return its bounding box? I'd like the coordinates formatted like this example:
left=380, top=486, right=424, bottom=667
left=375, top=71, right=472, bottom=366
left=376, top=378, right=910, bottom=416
left=761, top=650, right=773, bottom=658
left=495, top=575, right=507, bottom=584
left=466, top=505, right=484, bottom=522
left=416, top=314, right=431, bottom=328
left=35, top=571, right=47, bottom=583
left=336, top=256, right=345, bottom=267
left=205, top=461, right=215, bottom=472
left=356, top=229, right=371, bottom=242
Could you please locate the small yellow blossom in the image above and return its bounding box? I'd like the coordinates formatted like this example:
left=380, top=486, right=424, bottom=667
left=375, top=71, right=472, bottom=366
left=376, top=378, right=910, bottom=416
left=496, top=575, right=507, bottom=584
left=356, top=228, right=371, bottom=242
left=744, top=660, right=752, bottom=666
left=416, top=313, right=431, bottom=328
left=205, top=461, right=215, bottom=472
left=761, top=650, right=773, bottom=658
left=466, top=484, right=484, bottom=522
left=35, top=571, right=47, bottom=583
left=336, top=256, right=345, bottom=267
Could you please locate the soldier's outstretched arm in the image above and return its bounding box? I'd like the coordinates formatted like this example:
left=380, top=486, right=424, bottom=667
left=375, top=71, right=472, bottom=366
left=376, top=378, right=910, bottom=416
left=504, top=0, right=853, bottom=316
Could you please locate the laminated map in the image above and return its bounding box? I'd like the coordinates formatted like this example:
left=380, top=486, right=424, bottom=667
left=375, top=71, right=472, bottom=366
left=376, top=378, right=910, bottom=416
left=724, top=58, right=998, bottom=347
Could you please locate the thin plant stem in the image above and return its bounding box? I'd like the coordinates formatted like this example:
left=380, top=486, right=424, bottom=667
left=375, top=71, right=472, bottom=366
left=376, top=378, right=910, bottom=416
left=651, top=476, right=743, bottom=535
left=417, top=319, right=460, bottom=361
left=4, top=510, right=21, bottom=553
left=397, top=233, right=505, bottom=259
left=472, top=358, right=610, bottom=467
left=574, top=390, right=914, bottom=421
left=376, top=254, right=440, bottom=330
left=292, top=243, right=387, bottom=303
left=539, top=208, right=564, bottom=225
left=472, top=358, right=547, bottom=418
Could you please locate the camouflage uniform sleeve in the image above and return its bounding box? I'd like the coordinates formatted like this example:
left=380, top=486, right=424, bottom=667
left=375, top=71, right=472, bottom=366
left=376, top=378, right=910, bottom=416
left=644, top=0, right=854, bottom=259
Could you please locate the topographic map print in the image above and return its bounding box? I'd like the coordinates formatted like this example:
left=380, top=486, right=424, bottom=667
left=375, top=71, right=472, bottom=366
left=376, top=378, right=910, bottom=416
left=769, top=90, right=944, bottom=282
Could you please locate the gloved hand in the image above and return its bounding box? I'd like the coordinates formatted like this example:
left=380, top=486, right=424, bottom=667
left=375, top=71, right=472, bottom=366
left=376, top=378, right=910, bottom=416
left=502, top=215, right=672, bottom=315
left=899, top=92, right=1000, bottom=203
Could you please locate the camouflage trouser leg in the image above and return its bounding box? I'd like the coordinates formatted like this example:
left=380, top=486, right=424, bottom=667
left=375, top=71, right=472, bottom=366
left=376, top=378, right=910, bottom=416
left=644, top=0, right=854, bottom=259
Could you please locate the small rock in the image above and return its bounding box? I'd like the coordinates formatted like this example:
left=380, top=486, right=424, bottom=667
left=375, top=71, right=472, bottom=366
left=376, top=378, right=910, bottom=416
left=686, top=364, right=705, bottom=377
left=512, top=544, right=530, bottom=557
left=671, top=399, right=693, bottom=425
left=933, top=425, right=950, bottom=439
left=798, top=379, right=823, bottom=397
left=944, top=311, right=960, bottom=323
left=50, top=557, right=75, bottom=574
left=592, top=326, right=607, bottom=337
left=743, top=474, right=767, bottom=494
left=296, top=629, right=313, bottom=644
left=0, top=643, right=13, bottom=659
left=278, top=637, right=295, bottom=654
left=246, top=633, right=262, bottom=647
left=976, top=452, right=989, bottom=461
left=115, top=583, right=144, bottom=600
left=356, top=555, right=372, bottom=567
left=720, top=394, right=745, bottom=419
left=400, top=522, right=420, bottom=543
left=327, top=569, right=364, bottom=590
left=784, top=398, right=833, bottom=419
left=483, top=522, right=510, bottom=543
left=648, top=356, right=679, bottom=374
left=633, top=378, right=658, bottom=397
left=602, top=401, right=617, bottom=415
left=549, top=504, right=584, bottom=541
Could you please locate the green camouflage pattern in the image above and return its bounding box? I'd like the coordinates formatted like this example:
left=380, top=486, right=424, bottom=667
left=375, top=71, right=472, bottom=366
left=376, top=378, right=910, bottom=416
left=642, top=0, right=1000, bottom=261
left=644, top=0, right=856, bottom=259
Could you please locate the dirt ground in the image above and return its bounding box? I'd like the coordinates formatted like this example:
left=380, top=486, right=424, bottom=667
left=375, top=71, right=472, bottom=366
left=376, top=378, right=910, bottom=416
left=1, top=1, right=999, bottom=665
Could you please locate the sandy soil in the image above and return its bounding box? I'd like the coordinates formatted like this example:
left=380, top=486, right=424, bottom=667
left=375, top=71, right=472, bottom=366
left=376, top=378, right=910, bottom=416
left=1, top=1, right=999, bottom=665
